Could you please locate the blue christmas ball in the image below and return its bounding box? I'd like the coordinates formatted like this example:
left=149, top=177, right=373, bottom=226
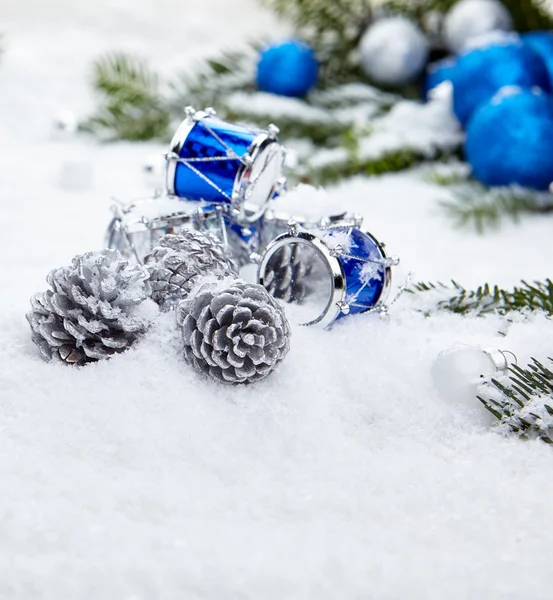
left=423, top=57, right=457, bottom=101
left=256, top=40, right=319, bottom=98
left=465, top=88, right=553, bottom=190
left=451, top=41, right=551, bottom=126
left=523, top=31, right=553, bottom=83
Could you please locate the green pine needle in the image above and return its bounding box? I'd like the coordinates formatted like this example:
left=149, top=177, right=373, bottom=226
left=440, top=184, right=553, bottom=233
left=82, top=52, right=170, bottom=141
left=411, top=279, right=553, bottom=317
left=478, top=357, right=553, bottom=444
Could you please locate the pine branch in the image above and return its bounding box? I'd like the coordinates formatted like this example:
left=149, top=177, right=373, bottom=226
left=440, top=184, right=553, bottom=233
left=411, top=279, right=553, bottom=316
left=303, top=147, right=434, bottom=185
left=168, top=48, right=258, bottom=118
left=82, top=53, right=170, bottom=141
left=478, top=358, right=553, bottom=444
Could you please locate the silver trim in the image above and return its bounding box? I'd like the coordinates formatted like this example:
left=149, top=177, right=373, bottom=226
left=233, top=132, right=285, bottom=224
left=165, top=109, right=208, bottom=196
left=105, top=197, right=228, bottom=264
left=483, top=348, right=517, bottom=372
left=258, top=226, right=346, bottom=328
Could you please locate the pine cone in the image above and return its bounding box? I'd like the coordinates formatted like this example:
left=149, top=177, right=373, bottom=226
left=177, top=280, right=291, bottom=384
left=26, top=249, right=154, bottom=365
left=144, top=232, right=238, bottom=311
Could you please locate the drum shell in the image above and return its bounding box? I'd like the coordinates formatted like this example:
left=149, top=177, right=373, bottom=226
left=170, top=117, right=257, bottom=203
left=258, top=225, right=391, bottom=327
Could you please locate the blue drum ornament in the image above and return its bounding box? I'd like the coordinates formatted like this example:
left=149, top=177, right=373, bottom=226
left=257, top=223, right=398, bottom=328
left=165, top=107, right=287, bottom=224
left=106, top=197, right=227, bottom=264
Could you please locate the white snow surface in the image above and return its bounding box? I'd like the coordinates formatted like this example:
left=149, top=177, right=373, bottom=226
left=2, top=1, right=553, bottom=599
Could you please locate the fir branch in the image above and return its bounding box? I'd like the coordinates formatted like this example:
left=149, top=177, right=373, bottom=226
left=304, top=146, right=455, bottom=185
left=478, top=358, right=553, bottom=444
left=82, top=53, right=170, bottom=141
left=168, top=49, right=258, bottom=118
left=440, top=184, right=553, bottom=233
left=411, top=279, right=553, bottom=317
left=425, top=165, right=469, bottom=186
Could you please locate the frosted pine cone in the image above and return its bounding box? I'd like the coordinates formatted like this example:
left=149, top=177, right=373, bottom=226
left=177, top=280, right=291, bottom=384
left=144, top=231, right=238, bottom=311
left=26, top=249, right=154, bottom=365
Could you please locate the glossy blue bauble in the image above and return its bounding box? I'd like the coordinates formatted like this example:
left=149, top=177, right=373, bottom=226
left=465, top=88, right=553, bottom=190
left=256, top=40, right=319, bottom=97
left=451, top=41, right=550, bottom=126
left=423, top=57, right=456, bottom=100
left=523, top=31, right=553, bottom=83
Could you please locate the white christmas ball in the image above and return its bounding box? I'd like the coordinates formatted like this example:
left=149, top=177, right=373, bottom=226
left=431, top=345, right=504, bottom=424
left=444, top=0, right=513, bottom=55
left=359, top=17, right=430, bottom=87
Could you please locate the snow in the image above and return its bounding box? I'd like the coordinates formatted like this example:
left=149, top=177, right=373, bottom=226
left=306, top=97, right=463, bottom=171
left=2, top=1, right=553, bottom=598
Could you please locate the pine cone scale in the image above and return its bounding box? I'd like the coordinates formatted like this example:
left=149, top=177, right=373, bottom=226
left=178, top=281, right=291, bottom=385
left=144, top=232, right=237, bottom=312
left=27, top=250, right=154, bottom=365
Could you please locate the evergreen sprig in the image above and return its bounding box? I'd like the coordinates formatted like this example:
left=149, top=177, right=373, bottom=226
left=411, top=279, right=553, bottom=316
left=479, top=358, right=553, bottom=444
left=440, top=184, right=553, bottom=233
left=82, top=53, right=170, bottom=141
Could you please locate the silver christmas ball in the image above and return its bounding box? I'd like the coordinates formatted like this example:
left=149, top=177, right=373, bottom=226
left=444, top=0, right=513, bottom=55
left=359, top=16, right=430, bottom=87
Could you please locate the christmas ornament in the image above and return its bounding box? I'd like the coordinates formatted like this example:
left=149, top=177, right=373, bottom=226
left=523, top=31, right=553, bottom=83
left=165, top=107, right=287, bottom=223
left=225, top=216, right=264, bottom=268
left=432, top=345, right=515, bottom=423
left=443, top=0, right=513, bottom=55
left=256, top=40, right=319, bottom=98
left=451, top=40, right=550, bottom=126
left=257, top=222, right=398, bottom=328
left=465, top=87, right=553, bottom=191
left=145, top=232, right=238, bottom=311
left=423, top=58, right=456, bottom=101
left=177, top=280, right=291, bottom=384
left=106, top=196, right=227, bottom=264
left=27, top=250, right=154, bottom=365
left=359, top=17, right=430, bottom=87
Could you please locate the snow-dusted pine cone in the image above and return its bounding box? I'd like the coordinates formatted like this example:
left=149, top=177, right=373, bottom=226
left=144, top=231, right=238, bottom=311
left=27, top=249, right=154, bottom=365
left=177, top=280, right=291, bottom=384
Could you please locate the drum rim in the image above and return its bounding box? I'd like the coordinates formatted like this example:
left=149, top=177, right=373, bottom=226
left=233, top=133, right=284, bottom=224
left=165, top=111, right=206, bottom=197
left=257, top=228, right=346, bottom=328
left=257, top=225, right=393, bottom=327
left=264, top=209, right=362, bottom=230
